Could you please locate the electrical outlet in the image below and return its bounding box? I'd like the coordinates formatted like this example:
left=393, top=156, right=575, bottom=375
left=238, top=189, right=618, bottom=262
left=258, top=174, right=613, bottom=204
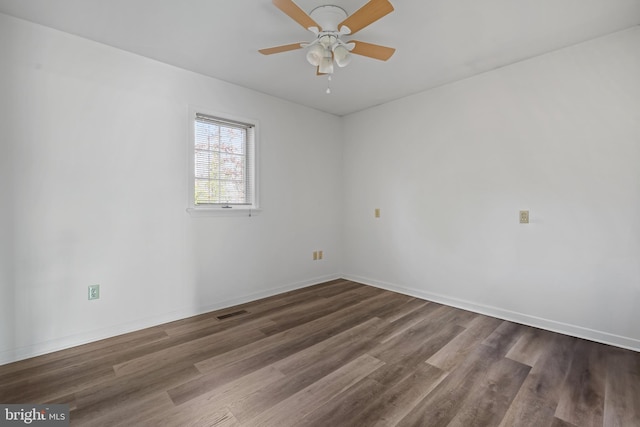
left=318, top=250, right=323, bottom=260
left=313, top=251, right=318, bottom=260
left=88, top=284, right=100, bottom=300
left=519, top=210, right=529, bottom=224
left=375, top=208, right=381, bottom=218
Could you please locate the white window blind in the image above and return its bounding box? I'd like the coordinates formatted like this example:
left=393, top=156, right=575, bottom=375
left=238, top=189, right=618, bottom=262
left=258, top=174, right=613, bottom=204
left=193, top=113, right=255, bottom=207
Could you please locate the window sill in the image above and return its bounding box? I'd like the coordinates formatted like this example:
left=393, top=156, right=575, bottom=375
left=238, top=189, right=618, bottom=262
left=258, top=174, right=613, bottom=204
left=186, top=207, right=261, bottom=217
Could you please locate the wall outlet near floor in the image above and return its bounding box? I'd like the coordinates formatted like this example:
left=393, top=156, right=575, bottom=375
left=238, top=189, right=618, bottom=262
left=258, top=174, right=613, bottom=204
left=375, top=208, right=381, bottom=218
left=519, top=210, right=530, bottom=224
left=318, top=250, right=323, bottom=260
left=313, top=251, right=318, bottom=261
left=88, top=284, right=100, bottom=300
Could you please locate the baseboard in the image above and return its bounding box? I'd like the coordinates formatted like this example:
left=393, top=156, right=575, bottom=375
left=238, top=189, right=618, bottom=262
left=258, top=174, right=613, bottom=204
left=343, top=274, right=640, bottom=353
left=0, top=273, right=341, bottom=366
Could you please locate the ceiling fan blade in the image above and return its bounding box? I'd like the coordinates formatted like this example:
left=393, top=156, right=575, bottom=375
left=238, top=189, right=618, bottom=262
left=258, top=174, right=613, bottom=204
left=272, top=0, right=321, bottom=32
left=349, top=40, right=395, bottom=61
left=259, top=43, right=305, bottom=55
left=338, top=0, right=394, bottom=35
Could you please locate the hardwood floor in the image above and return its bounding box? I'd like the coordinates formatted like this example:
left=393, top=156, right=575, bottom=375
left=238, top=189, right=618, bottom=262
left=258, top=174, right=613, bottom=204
left=1, top=279, right=639, bottom=426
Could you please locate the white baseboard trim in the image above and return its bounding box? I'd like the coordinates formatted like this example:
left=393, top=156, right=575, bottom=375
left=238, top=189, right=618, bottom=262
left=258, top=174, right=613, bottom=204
left=343, top=274, right=640, bottom=353
left=0, top=273, right=341, bottom=366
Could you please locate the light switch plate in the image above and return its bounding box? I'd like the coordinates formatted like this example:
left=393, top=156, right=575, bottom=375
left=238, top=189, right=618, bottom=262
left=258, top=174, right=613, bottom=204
left=88, top=284, right=100, bottom=300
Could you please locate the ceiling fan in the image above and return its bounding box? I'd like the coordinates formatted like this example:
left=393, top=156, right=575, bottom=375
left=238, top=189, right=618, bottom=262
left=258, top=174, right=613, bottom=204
left=259, top=0, right=396, bottom=76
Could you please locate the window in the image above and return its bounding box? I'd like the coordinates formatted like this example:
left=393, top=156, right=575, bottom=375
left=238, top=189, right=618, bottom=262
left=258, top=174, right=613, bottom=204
left=189, top=111, right=257, bottom=214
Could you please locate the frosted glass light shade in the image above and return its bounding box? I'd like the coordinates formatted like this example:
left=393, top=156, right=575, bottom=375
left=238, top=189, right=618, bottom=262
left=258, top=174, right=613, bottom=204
left=319, top=56, right=334, bottom=74
left=306, top=44, right=325, bottom=66
left=333, top=45, right=351, bottom=67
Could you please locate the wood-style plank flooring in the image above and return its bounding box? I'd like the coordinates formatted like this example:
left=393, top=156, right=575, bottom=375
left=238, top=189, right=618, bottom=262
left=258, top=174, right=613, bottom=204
left=1, top=279, right=639, bottom=426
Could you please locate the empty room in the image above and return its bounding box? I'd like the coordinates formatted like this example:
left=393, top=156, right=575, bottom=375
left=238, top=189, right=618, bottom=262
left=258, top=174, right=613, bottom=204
left=1, top=0, right=639, bottom=425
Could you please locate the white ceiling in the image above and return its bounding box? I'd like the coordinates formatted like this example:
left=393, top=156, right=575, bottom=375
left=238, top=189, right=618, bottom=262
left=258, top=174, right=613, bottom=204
left=1, top=0, right=639, bottom=116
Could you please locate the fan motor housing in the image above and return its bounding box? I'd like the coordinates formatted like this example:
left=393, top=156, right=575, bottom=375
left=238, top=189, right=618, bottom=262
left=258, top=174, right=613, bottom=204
left=309, top=5, right=347, bottom=32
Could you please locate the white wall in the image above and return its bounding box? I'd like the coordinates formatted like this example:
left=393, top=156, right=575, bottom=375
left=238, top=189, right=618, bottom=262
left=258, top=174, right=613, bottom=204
left=343, top=27, right=640, bottom=350
left=0, top=54, right=14, bottom=356
left=0, top=13, right=343, bottom=365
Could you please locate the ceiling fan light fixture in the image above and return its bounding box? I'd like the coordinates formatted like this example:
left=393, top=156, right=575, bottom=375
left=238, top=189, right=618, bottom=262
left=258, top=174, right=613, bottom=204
left=333, top=44, right=352, bottom=67
left=260, top=0, right=396, bottom=80
left=306, top=43, right=325, bottom=66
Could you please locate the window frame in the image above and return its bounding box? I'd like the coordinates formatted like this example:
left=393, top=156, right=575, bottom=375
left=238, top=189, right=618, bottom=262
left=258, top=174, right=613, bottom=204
left=187, top=107, right=259, bottom=216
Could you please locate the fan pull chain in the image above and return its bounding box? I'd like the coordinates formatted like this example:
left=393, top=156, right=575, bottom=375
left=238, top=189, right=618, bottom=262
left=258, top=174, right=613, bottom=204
left=326, top=75, right=332, bottom=94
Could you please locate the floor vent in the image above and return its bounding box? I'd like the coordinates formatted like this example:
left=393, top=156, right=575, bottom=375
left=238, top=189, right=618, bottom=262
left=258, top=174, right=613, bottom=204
left=216, top=310, right=248, bottom=320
